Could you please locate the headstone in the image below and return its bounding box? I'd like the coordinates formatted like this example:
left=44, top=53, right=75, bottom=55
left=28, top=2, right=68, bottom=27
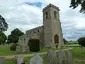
left=58, top=50, right=66, bottom=64
left=0, top=57, right=4, bottom=64
left=16, top=46, right=22, bottom=52
left=17, top=56, right=24, bottom=64
left=66, top=50, right=74, bottom=64
left=47, top=49, right=57, bottom=64
left=30, top=54, right=43, bottom=64
left=22, top=46, right=26, bottom=52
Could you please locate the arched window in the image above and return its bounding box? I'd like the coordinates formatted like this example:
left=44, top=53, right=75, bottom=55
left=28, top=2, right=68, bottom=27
left=45, top=12, right=48, bottom=19
left=54, top=11, right=57, bottom=18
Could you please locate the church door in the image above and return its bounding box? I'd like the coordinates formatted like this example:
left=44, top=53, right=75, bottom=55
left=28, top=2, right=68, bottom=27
left=54, top=34, right=59, bottom=48
left=28, top=39, right=40, bottom=52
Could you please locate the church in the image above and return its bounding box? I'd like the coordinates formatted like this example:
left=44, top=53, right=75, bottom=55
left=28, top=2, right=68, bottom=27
left=16, top=4, right=64, bottom=52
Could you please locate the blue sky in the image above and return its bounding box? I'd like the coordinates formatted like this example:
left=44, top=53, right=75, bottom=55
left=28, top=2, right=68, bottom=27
left=25, top=2, right=43, bottom=8
left=0, top=0, right=85, bottom=41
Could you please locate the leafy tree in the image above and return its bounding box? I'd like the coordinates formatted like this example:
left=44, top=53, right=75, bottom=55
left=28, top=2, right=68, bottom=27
left=7, top=28, right=24, bottom=44
left=0, top=32, right=7, bottom=45
left=77, top=37, right=85, bottom=47
left=0, top=15, right=8, bottom=32
left=70, top=0, right=85, bottom=13
left=63, top=38, right=68, bottom=44
left=7, top=35, right=13, bottom=44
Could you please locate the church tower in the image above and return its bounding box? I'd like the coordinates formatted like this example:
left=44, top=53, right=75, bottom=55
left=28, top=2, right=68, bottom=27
left=43, top=4, right=64, bottom=49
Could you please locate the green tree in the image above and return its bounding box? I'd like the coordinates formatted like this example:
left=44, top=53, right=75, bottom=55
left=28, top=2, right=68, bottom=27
left=7, top=28, right=24, bottom=44
left=77, top=37, right=85, bottom=47
left=0, top=32, right=7, bottom=45
left=0, top=15, right=8, bottom=32
left=63, top=38, right=68, bottom=44
left=70, top=0, right=85, bottom=13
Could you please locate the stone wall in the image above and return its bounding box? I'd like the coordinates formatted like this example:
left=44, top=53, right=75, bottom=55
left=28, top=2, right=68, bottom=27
left=17, top=26, right=44, bottom=52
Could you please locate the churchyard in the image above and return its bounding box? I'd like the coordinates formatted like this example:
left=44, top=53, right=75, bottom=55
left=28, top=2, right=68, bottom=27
left=0, top=43, right=85, bottom=64
left=0, top=4, right=85, bottom=64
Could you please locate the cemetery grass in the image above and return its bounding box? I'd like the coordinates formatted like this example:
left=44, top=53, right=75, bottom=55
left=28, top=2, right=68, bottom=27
left=0, top=45, right=36, bottom=56
left=3, top=47, right=85, bottom=64
left=4, top=59, right=17, bottom=64
left=0, top=45, right=26, bottom=56
left=72, top=47, right=85, bottom=64
left=24, top=47, right=85, bottom=64
left=0, top=45, right=49, bottom=56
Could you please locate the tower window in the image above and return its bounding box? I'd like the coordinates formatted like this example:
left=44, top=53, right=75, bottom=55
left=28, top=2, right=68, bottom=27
left=54, top=11, right=57, bottom=18
left=45, top=12, right=48, bottom=19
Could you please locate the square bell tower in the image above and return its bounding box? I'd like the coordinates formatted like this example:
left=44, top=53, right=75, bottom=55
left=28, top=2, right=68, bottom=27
left=43, top=4, right=64, bottom=49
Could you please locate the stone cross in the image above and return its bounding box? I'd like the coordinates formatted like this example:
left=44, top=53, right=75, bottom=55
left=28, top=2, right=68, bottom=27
left=0, top=57, right=4, bottom=64
left=30, top=54, right=43, bottom=64
left=17, top=56, right=24, bottom=64
left=66, top=50, right=74, bottom=64
left=47, top=49, right=57, bottom=64
left=58, top=50, right=66, bottom=64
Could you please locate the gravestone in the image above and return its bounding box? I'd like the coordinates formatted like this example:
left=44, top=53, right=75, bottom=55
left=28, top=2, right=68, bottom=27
left=17, top=56, right=24, bottom=64
left=58, top=50, right=66, bottom=64
left=0, top=57, right=4, bottom=64
left=30, top=54, right=43, bottom=64
left=66, top=50, right=74, bottom=64
left=47, top=49, right=57, bottom=64
left=16, top=46, right=22, bottom=52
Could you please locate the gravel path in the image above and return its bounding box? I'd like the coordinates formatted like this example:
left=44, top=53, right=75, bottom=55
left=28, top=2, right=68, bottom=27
left=0, top=48, right=73, bottom=59
left=0, top=52, right=47, bottom=59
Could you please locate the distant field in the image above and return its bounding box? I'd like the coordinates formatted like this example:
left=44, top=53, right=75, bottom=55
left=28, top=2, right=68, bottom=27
left=65, top=44, right=80, bottom=47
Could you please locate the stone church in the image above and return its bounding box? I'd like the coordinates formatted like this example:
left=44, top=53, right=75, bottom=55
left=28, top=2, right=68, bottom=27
left=16, top=4, right=64, bottom=52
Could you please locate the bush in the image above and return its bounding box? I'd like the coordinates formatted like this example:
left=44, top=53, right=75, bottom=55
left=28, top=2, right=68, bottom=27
left=10, top=43, right=17, bottom=51
left=28, top=39, right=40, bottom=52
left=77, top=37, right=85, bottom=47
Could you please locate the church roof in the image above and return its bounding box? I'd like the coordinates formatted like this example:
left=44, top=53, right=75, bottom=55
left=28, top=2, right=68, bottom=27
left=26, top=25, right=43, bottom=33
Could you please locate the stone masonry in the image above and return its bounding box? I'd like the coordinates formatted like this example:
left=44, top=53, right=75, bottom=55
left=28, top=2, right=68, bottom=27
left=16, top=4, right=64, bottom=52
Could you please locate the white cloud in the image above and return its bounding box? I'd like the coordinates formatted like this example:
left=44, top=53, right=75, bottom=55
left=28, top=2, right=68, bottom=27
left=1, top=3, right=42, bottom=35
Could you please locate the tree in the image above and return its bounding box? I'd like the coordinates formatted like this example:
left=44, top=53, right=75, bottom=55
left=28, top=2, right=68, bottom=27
left=0, top=32, right=7, bottom=45
left=77, top=37, right=85, bottom=47
left=7, top=28, right=24, bottom=44
left=0, top=15, right=8, bottom=32
left=70, top=0, right=85, bottom=13
left=63, top=38, right=68, bottom=44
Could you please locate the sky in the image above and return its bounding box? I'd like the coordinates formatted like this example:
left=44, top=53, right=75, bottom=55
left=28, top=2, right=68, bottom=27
left=0, top=0, right=85, bottom=41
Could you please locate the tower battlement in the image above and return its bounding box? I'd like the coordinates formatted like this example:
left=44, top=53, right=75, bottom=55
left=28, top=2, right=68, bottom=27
left=43, top=4, right=60, bottom=11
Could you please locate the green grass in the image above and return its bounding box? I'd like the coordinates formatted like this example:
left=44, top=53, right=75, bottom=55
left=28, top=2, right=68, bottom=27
left=4, top=59, right=17, bottom=64
left=72, top=47, right=85, bottom=59
left=3, top=47, right=85, bottom=64
left=0, top=45, right=49, bottom=56
left=0, top=45, right=18, bottom=56
left=1, top=44, right=85, bottom=64
left=71, top=47, right=85, bottom=64
left=0, top=45, right=35, bottom=56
